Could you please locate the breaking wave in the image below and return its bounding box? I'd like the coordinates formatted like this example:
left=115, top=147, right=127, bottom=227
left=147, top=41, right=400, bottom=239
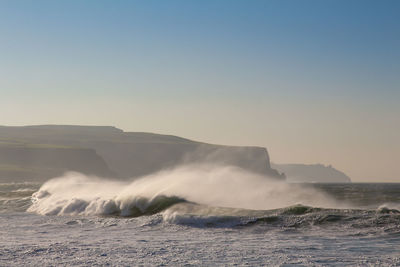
left=28, top=165, right=340, bottom=216
left=24, top=165, right=400, bottom=231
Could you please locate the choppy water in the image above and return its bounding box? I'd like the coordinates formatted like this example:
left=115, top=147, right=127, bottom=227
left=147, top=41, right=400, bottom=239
left=1, top=169, right=400, bottom=266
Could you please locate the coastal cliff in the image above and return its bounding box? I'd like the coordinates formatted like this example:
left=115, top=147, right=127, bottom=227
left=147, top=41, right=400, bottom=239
left=0, top=125, right=283, bottom=181
left=271, top=163, right=351, bottom=183
left=0, top=144, right=114, bottom=182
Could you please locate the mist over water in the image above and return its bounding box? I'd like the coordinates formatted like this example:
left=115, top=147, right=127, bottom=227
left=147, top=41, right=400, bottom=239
left=3, top=167, right=400, bottom=266
left=28, top=165, right=341, bottom=217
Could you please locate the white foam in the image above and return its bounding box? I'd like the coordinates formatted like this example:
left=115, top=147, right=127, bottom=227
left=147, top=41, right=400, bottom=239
left=28, top=165, right=340, bottom=216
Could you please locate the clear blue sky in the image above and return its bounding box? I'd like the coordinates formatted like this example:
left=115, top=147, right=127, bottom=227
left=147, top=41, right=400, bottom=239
left=1, top=0, right=399, bottom=181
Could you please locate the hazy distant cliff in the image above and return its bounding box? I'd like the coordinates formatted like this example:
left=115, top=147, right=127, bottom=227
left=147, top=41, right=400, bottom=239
left=0, top=125, right=283, bottom=181
left=271, top=163, right=351, bottom=183
left=0, top=144, right=114, bottom=182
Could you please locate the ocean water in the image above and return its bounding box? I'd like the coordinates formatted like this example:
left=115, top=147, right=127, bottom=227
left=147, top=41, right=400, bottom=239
left=1, top=167, right=400, bottom=266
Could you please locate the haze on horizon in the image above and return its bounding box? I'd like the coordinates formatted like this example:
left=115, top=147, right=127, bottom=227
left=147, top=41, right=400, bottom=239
left=0, top=0, right=399, bottom=182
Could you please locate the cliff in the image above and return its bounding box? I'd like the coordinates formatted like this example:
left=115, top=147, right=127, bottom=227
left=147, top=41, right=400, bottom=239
left=0, top=125, right=283, bottom=181
left=271, top=163, right=351, bottom=183
left=0, top=144, right=115, bottom=182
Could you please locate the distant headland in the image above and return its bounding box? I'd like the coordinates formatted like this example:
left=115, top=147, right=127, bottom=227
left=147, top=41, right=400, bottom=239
left=0, top=125, right=284, bottom=182
left=271, top=163, right=351, bottom=183
left=0, top=125, right=350, bottom=183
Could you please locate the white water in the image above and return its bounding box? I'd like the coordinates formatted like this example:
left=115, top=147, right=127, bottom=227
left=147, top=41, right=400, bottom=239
left=28, top=165, right=340, bottom=216
left=2, top=172, right=400, bottom=266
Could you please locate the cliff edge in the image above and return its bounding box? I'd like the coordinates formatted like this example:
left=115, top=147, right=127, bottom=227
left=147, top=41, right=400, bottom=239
left=0, top=125, right=283, bottom=181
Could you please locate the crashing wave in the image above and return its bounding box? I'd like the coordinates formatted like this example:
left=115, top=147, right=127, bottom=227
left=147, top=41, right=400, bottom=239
left=25, top=168, right=400, bottom=231
left=29, top=190, right=186, bottom=217
left=27, top=166, right=341, bottom=216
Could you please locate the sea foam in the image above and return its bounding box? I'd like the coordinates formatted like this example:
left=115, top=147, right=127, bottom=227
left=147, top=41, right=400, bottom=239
left=28, top=165, right=339, bottom=217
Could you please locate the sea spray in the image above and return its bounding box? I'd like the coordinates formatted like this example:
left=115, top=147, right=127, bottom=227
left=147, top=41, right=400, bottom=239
left=4, top=181, right=400, bottom=266
left=28, top=165, right=340, bottom=216
left=5, top=181, right=400, bottom=266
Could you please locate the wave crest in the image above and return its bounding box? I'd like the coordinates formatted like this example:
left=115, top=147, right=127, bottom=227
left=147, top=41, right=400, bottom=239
left=30, top=189, right=185, bottom=217
left=28, top=166, right=340, bottom=217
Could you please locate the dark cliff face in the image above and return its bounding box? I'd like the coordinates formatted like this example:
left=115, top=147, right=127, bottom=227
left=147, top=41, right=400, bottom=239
left=0, top=125, right=284, bottom=181
left=179, top=145, right=283, bottom=178
left=90, top=142, right=284, bottom=179
left=0, top=145, right=114, bottom=182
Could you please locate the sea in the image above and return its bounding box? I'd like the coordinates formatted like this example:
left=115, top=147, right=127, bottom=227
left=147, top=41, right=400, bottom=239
left=1, top=166, right=399, bottom=266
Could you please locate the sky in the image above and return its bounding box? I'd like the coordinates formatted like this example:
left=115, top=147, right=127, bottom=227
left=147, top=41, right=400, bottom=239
left=0, top=0, right=399, bottom=182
